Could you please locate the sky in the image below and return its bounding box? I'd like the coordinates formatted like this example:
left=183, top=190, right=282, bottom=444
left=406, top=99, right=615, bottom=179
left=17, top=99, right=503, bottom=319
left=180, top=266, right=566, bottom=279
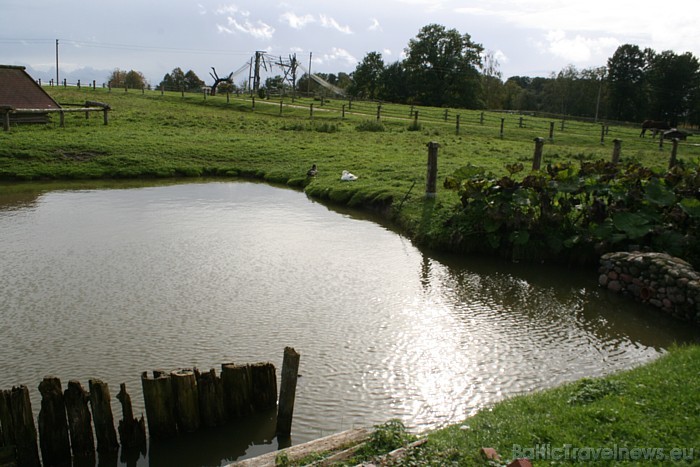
left=1, top=0, right=699, bottom=87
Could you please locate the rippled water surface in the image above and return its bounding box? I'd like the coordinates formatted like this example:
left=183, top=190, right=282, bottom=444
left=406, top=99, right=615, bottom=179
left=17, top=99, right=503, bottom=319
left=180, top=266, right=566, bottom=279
left=0, top=181, right=697, bottom=466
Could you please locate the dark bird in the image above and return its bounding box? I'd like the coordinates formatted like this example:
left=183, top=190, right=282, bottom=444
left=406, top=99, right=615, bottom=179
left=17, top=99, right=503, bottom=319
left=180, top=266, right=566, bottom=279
left=307, top=164, right=318, bottom=177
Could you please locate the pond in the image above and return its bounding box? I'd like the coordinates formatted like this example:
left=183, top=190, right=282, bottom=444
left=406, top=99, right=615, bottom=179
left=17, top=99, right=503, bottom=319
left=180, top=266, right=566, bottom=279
left=0, top=180, right=697, bottom=466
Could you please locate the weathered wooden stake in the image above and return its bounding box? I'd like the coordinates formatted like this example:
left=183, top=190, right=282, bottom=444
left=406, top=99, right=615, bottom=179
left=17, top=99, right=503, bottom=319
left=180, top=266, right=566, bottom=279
left=88, top=379, right=119, bottom=454
left=116, top=383, right=146, bottom=451
left=669, top=138, right=679, bottom=169
left=0, top=390, right=14, bottom=447
left=456, top=114, right=460, bottom=135
left=533, top=137, right=544, bottom=171
left=276, top=347, right=301, bottom=437
left=221, top=363, right=253, bottom=419
left=376, top=104, right=381, bottom=121
left=309, top=103, right=313, bottom=118
left=444, top=108, right=449, bottom=121
left=10, top=386, right=41, bottom=467
left=59, top=110, right=65, bottom=127
left=548, top=121, right=555, bottom=142
left=196, top=368, right=225, bottom=428
left=141, top=371, right=177, bottom=439
left=499, top=118, right=505, bottom=138
left=279, top=99, right=283, bottom=115
left=600, top=124, right=605, bottom=145
left=480, top=112, right=484, bottom=124
left=250, top=363, right=277, bottom=411
left=659, top=134, right=664, bottom=151
left=171, top=369, right=200, bottom=433
left=38, top=376, right=71, bottom=466
left=519, top=116, right=524, bottom=128
left=413, top=110, right=419, bottom=127
left=426, top=141, right=439, bottom=199
left=64, top=380, right=95, bottom=458
left=612, top=139, right=622, bottom=164
left=342, top=104, right=346, bottom=118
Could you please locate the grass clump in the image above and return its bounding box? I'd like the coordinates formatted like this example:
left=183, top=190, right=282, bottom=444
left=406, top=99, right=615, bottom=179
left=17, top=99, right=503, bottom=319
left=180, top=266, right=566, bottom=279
left=355, top=119, right=385, bottom=132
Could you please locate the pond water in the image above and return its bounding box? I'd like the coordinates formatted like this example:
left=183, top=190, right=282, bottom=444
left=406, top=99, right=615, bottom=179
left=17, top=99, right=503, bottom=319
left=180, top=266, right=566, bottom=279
left=0, top=181, right=697, bottom=466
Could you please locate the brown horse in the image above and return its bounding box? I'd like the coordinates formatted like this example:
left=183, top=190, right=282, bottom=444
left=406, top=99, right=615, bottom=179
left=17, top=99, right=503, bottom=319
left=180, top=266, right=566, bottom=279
left=640, top=120, right=671, bottom=138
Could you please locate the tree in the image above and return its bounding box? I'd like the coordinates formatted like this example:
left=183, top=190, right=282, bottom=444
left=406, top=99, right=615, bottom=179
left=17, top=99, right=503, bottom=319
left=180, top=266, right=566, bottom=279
left=403, top=24, right=484, bottom=108
left=481, top=51, right=504, bottom=109
left=607, top=44, right=650, bottom=121
left=108, top=68, right=146, bottom=89
left=378, top=61, right=410, bottom=103
left=158, top=67, right=204, bottom=92
left=647, top=50, right=700, bottom=126
left=348, top=51, right=385, bottom=100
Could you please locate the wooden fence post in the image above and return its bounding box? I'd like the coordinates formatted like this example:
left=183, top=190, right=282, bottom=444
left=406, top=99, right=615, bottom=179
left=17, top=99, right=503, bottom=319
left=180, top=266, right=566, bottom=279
left=600, top=124, right=605, bottom=145
left=519, top=116, right=524, bottom=128
left=456, top=114, right=460, bottom=135
left=376, top=104, right=382, bottom=121
left=533, top=137, right=544, bottom=170
left=499, top=118, right=505, bottom=139
left=548, top=122, right=555, bottom=142
left=0, top=390, right=14, bottom=447
left=38, top=377, right=71, bottom=466
left=59, top=111, right=65, bottom=128
left=279, top=99, right=283, bottom=115
left=480, top=112, right=484, bottom=124
left=141, top=371, right=177, bottom=439
left=276, top=347, right=301, bottom=437
left=444, top=108, right=449, bottom=121
left=669, top=138, right=679, bottom=169
left=64, top=380, right=95, bottom=458
left=342, top=104, right=345, bottom=118
left=309, top=102, right=313, bottom=118
left=88, top=379, right=119, bottom=454
left=612, top=139, right=622, bottom=164
left=1, top=107, right=11, bottom=131
left=426, top=141, right=439, bottom=199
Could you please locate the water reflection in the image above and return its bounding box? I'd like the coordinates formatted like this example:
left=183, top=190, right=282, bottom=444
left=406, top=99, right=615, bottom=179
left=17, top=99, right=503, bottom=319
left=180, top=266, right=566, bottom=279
left=0, top=180, right=698, bottom=467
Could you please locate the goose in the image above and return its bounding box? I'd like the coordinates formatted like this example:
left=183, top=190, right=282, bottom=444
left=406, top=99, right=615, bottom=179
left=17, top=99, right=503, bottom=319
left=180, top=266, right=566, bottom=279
left=341, top=170, right=358, bottom=181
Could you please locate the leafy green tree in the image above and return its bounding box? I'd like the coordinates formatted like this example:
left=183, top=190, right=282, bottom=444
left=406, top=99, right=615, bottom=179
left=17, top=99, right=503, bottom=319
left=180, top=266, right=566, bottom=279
left=607, top=44, right=650, bottom=121
left=647, top=51, right=700, bottom=126
left=481, top=51, right=504, bottom=109
left=348, top=51, right=385, bottom=100
left=158, top=67, right=204, bottom=92
left=378, top=61, right=410, bottom=103
left=403, top=24, right=484, bottom=108
left=108, top=68, right=147, bottom=89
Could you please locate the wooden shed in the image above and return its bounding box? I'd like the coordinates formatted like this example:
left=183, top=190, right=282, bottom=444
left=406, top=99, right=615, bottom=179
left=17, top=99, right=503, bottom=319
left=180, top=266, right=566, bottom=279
left=0, top=65, right=61, bottom=124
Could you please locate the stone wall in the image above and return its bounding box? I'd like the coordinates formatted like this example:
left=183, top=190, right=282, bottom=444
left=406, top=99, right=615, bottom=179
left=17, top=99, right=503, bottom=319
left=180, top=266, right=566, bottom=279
left=598, top=251, right=700, bottom=325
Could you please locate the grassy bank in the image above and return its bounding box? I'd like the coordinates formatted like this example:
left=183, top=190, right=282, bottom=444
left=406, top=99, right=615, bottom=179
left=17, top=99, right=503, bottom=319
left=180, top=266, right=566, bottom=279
left=3, top=88, right=700, bottom=465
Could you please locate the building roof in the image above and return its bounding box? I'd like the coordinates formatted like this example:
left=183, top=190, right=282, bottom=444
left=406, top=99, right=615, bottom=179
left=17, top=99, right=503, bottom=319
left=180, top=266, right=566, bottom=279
left=0, top=65, right=60, bottom=110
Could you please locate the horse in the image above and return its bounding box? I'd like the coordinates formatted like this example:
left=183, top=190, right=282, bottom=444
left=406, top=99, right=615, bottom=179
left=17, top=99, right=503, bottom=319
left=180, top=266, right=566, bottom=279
left=640, top=120, right=671, bottom=138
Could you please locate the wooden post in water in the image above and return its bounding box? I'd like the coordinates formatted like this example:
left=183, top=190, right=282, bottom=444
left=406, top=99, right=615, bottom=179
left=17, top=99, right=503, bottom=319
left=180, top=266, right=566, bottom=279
left=141, top=371, right=177, bottom=439
left=612, top=139, right=622, bottom=164
left=116, top=383, right=146, bottom=451
left=195, top=368, right=225, bottom=428
left=250, top=363, right=277, bottom=411
left=221, top=363, right=253, bottom=418
left=38, top=377, right=71, bottom=466
left=276, top=347, right=300, bottom=437
left=64, top=380, right=95, bottom=458
left=0, top=390, right=14, bottom=448
left=88, top=379, right=119, bottom=454
left=425, top=141, right=439, bottom=199
left=171, top=369, right=201, bottom=433
left=533, top=137, right=545, bottom=171
left=10, top=386, right=41, bottom=467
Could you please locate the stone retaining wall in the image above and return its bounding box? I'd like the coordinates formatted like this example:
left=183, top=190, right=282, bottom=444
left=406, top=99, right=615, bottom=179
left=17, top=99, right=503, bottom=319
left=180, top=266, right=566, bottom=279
left=598, top=251, right=700, bottom=325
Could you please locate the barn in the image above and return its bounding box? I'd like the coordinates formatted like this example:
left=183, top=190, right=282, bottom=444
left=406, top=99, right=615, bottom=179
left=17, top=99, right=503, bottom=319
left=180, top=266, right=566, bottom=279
left=0, top=65, right=61, bottom=125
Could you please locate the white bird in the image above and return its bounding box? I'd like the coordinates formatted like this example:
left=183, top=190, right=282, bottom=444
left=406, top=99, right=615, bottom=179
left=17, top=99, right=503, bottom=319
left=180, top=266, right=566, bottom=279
left=341, top=170, right=358, bottom=181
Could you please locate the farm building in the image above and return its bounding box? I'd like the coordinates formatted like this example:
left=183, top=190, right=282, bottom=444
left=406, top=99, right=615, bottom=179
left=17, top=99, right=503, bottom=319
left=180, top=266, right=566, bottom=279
left=0, top=64, right=61, bottom=124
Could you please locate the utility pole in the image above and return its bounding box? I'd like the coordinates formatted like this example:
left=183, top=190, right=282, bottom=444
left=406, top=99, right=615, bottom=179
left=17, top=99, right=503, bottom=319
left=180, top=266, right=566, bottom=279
left=55, top=39, right=59, bottom=85
left=307, top=52, right=312, bottom=96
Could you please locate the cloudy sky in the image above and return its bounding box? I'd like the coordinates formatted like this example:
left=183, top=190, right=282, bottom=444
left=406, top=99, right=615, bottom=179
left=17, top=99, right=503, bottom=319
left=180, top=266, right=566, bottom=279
left=1, top=0, right=698, bottom=86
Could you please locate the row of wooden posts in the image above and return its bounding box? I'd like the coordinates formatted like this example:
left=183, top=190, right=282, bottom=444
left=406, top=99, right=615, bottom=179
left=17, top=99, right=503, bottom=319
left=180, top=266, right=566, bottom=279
left=1, top=101, right=110, bottom=132
left=0, top=347, right=300, bottom=467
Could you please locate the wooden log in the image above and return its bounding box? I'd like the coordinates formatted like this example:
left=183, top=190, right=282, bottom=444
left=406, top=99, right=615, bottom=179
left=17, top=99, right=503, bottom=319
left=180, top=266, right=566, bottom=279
left=38, top=376, right=71, bottom=466
left=170, top=369, right=200, bottom=433
left=10, top=385, right=41, bottom=467
left=250, top=363, right=277, bottom=412
left=195, top=368, right=225, bottom=428
left=64, top=380, right=95, bottom=458
left=88, top=379, right=119, bottom=453
left=141, top=371, right=177, bottom=439
left=221, top=363, right=253, bottom=419
left=276, top=347, right=300, bottom=436
left=0, top=389, right=14, bottom=447
left=116, top=383, right=146, bottom=451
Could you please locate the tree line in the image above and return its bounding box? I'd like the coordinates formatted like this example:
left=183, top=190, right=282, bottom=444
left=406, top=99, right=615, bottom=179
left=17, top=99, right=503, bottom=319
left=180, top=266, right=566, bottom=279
left=107, top=23, right=700, bottom=127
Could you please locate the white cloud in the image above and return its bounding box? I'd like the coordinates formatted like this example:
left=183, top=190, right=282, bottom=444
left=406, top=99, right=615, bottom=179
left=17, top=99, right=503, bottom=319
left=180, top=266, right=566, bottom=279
left=221, top=16, right=275, bottom=39
left=539, top=30, right=619, bottom=62
left=322, top=47, right=357, bottom=67
left=383, top=48, right=393, bottom=57
left=319, top=15, right=353, bottom=34
left=280, top=11, right=315, bottom=29
left=368, top=17, right=382, bottom=32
